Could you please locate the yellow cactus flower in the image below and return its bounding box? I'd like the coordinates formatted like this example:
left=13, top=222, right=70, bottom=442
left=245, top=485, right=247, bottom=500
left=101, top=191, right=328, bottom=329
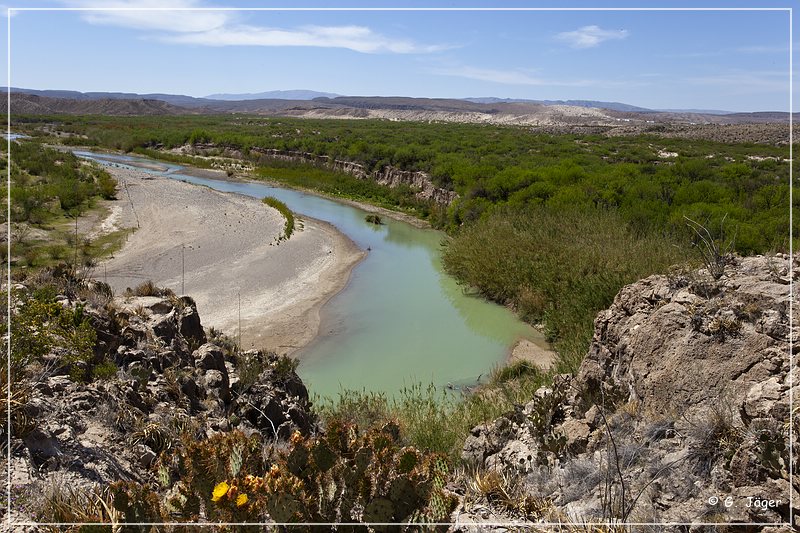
left=211, top=481, right=229, bottom=502
left=290, top=430, right=303, bottom=445
left=236, top=493, right=249, bottom=507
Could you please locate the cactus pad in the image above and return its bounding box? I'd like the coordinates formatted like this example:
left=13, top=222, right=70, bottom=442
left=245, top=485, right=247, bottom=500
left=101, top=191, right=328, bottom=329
left=363, top=497, right=395, bottom=523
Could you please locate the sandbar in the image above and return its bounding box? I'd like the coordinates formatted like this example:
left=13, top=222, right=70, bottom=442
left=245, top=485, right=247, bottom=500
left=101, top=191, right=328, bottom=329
left=97, top=166, right=365, bottom=356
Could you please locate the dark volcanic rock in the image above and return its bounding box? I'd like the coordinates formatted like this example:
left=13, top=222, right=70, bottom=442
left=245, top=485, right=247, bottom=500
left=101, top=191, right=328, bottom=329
left=177, top=296, right=206, bottom=347
left=8, top=287, right=317, bottom=523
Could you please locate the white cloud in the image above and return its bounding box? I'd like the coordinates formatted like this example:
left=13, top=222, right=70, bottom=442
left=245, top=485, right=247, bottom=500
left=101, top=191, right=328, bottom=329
left=58, top=0, right=448, bottom=54
left=66, top=0, right=232, bottom=33
left=433, top=65, right=551, bottom=86
left=165, top=24, right=449, bottom=54
left=555, top=25, right=628, bottom=49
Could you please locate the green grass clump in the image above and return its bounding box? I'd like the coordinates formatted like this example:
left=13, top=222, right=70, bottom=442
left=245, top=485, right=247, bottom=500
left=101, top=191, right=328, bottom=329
left=442, top=205, right=687, bottom=373
left=262, top=196, right=295, bottom=240
left=317, top=368, right=551, bottom=462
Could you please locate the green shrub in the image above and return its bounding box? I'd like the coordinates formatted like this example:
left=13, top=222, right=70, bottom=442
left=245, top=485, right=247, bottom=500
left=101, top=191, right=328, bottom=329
left=9, top=288, right=98, bottom=382
left=442, top=205, right=687, bottom=373
left=262, top=196, right=294, bottom=240
left=490, top=360, right=542, bottom=385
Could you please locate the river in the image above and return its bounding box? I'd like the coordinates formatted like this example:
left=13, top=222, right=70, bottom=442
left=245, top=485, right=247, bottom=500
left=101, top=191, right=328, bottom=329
left=75, top=150, right=548, bottom=398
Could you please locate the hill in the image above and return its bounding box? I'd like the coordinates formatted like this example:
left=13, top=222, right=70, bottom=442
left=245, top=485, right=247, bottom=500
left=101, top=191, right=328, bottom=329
left=3, top=88, right=794, bottom=145
left=1, top=93, right=189, bottom=115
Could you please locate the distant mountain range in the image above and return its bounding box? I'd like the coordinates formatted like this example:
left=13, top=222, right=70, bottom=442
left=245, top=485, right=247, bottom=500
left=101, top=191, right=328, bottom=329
left=5, top=88, right=210, bottom=108
left=465, top=97, right=657, bottom=113
left=1, top=87, right=791, bottom=127
left=205, top=90, right=342, bottom=101
left=7, top=87, right=738, bottom=115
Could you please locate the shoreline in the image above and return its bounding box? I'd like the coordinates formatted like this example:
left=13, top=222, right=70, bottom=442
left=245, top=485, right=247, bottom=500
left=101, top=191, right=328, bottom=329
left=63, top=145, right=432, bottom=229
left=507, top=337, right=556, bottom=372
left=94, top=164, right=365, bottom=357
left=76, top=147, right=555, bottom=365
left=174, top=164, right=433, bottom=229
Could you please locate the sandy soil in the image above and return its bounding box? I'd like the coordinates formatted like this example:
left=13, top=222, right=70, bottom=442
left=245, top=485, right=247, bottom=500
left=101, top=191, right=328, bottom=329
left=96, top=166, right=365, bottom=356
left=508, top=338, right=556, bottom=371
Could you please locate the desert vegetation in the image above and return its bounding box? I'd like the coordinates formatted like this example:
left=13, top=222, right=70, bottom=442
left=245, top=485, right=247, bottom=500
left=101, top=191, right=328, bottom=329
left=262, top=196, right=295, bottom=241
left=441, top=206, right=687, bottom=371
left=12, top=114, right=794, bottom=252
left=8, top=117, right=792, bottom=363
left=8, top=114, right=793, bottom=388
left=2, top=114, right=794, bottom=525
left=2, top=139, right=125, bottom=269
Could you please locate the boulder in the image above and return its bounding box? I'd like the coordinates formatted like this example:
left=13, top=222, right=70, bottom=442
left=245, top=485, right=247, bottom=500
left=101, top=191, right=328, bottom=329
left=193, top=343, right=226, bottom=373
left=177, top=297, right=206, bottom=347
left=455, top=254, right=798, bottom=527
left=202, top=369, right=231, bottom=404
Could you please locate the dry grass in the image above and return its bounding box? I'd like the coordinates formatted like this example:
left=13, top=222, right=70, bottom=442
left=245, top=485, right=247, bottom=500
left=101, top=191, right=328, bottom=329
left=463, top=467, right=552, bottom=520
left=35, top=478, right=121, bottom=528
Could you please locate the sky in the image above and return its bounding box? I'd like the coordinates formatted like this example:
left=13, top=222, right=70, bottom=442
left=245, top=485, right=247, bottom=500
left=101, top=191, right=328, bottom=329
left=0, top=0, right=795, bottom=112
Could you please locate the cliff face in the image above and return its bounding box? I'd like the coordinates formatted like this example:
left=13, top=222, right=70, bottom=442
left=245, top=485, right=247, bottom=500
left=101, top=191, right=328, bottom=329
left=186, top=144, right=459, bottom=205
left=456, top=254, right=796, bottom=529
left=7, top=279, right=314, bottom=523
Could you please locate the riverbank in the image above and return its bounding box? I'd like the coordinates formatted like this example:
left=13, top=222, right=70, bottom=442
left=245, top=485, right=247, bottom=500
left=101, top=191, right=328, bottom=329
left=173, top=158, right=433, bottom=229
left=508, top=337, right=555, bottom=371
left=95, top=165, right=365, bottom=356
left=66, top=145, right=433, bottom=230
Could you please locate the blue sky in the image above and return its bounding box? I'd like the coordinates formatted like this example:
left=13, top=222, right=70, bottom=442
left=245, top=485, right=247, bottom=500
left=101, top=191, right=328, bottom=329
left=0, top=1, right=795, bottom=112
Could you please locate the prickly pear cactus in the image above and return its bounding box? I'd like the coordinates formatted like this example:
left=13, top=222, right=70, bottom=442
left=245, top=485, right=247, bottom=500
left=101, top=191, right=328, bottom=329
left=363, top=497, right=395, bottom=523
left=311, top=439, right=336, bottom=472
left=389, top=476, right=420, bottom=519
left=229, top=444, right=243, bottom=477
left=265, top=492, right=305, bottom=523
left=397, top=447, right=421, bottom=474
left=287, top=442, right=310, bottom=476
left=167, top=418, right=457, bottom=527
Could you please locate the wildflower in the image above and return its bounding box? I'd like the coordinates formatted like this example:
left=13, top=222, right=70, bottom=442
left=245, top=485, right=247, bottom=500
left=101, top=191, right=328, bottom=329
left=236, top=493, right=249, bottom=507
left=290, top=430, right=303, bottom=445
left=212, top=481, right=229, bottom=502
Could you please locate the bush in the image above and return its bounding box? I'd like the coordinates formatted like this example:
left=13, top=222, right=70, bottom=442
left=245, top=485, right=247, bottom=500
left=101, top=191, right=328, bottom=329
left=9, top=288, right=99, bottom=382
left=262, top=196, right=295, bottom=240
left=127, top=280, right=175, bottom=297
left=442, top=205, right=687, bottom=372
left=110, top=421, right=456, bottom=525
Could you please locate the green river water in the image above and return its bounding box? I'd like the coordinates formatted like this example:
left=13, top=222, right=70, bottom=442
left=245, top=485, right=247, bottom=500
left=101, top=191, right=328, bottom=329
left=76, top=151, right=547, bottom=398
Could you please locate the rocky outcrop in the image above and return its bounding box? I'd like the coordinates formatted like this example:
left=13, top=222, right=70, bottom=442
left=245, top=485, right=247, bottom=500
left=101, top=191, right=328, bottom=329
left=454, top=254, right=796, bottom=529
left=185, top=144, right=459, bottom=205
left=7, top=287, right=315, bottom=522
